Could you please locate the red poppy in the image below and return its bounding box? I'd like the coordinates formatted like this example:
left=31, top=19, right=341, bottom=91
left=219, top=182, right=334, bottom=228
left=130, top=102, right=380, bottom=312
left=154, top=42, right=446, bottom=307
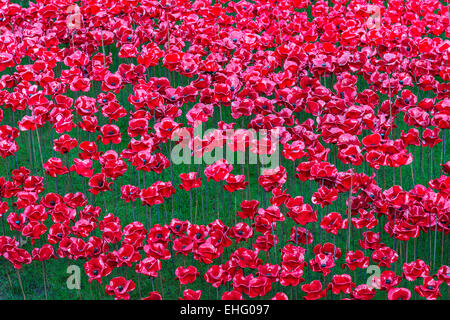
left=378, top=270, right=402, bottom=291
left=230, top=248, right=262, bottom=269
left=70, top=158, right=94, bottom=178
left=287, top=226, right=313, bottom=245
left=53, top=134, right=78, bottom=154
left=329, top=274, right=355, bottom=295
left=415, top=277, right=442, bottom=300
left=258, top=166, right=287, bottom=192
left=422, top=127, right=442, bottom=148
left=372, top=246, right=399, bottom=268
left=436, top=265, right=450, bottom=285
left=258, top=205, right=285, bottom=223
left=84, top=256, right=113, bottom=284
left=144, top=242, right=171, bottom=261
left=230, top=222, right=254, bottom=243
left=286, top=197, right=318, bottom=225
left=120, top=185, right=141, bottom=203
left=175, top=266, right=199, bottom=285
left=88, top=173, right=112, bottom=195
left=179, top=172, right=202, bottom=191
left=281, top=244, right=306, bottom=270
left=221, top=290, right=244, bottom=300
left=387, top=288, right=412, bottom=300
left=321, top=212, right=348, bottom=236
left=312, top=186, right=339, bottom=208
left=236, top=200, right=260, bottom=220
left=135, top=257, right=162, bottom=278
left=97, top=124, right=122, bottom=145
left=179, top=289, right=202, bottom=300
left=223, top=174, right=249, bottom=192
left=0, top=0, right=448, bottom=302
left=301, top=280, right=327, bottom=300
left=115, top=244, right=141, bottom=267
left=101, top=72, right=123, bottom=94
left=139, top=186, right=163, bottom=207
left=123, top=222, right=147, bottom=249
left=359, top=231, right=382, bottom=250
left=350, top=284, right=376, bottom=300
left=78, top=141, right=102, bottom=160
left=43, top=158, right=69, bottom=177
left=253, top=233, right=278, bottom=252
left=204, top=159, right=233, bottom=182
left=205, top=265, right=230, bottom=288
left=3, top=247, right=32, bottom=269
left=99, top=213, right=123, bottom=244
left=32, top=244, right=56, bottom=261
left=342, top=250, right=369, bottom=271
left=402, top=259, right=431, bottom=281
left=105, top=276, right=136, bottom=300
left=169, top=219, right=190, bottom=236
left=142, top=292, right=163, bottom=300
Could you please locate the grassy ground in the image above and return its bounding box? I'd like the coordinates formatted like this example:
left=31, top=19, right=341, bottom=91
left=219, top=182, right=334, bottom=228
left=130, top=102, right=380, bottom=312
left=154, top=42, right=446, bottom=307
left=0, top=0, right=448, bottom=300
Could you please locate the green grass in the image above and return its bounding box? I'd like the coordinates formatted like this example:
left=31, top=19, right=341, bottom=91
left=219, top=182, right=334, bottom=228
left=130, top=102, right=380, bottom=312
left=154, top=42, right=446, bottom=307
left=0, top=0, right=448, bottom=300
